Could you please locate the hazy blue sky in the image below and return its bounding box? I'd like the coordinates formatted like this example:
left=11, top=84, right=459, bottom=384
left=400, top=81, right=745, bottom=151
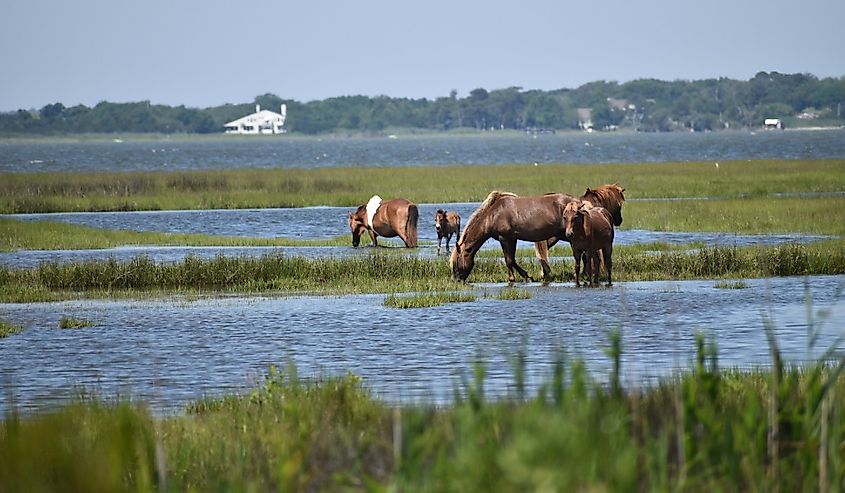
left=2, top=0, right=844, bottom=111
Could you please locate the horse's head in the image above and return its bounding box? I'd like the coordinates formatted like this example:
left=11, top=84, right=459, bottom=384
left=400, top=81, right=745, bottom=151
left=585, top=185, right=625, bottom=227
left=434, top=209, right=446, bottom=234
left=348, top=207, right=367, bottom=247
left=450, top=242, right=474, bottom=282
left=563, top=201, right=587, bottom=240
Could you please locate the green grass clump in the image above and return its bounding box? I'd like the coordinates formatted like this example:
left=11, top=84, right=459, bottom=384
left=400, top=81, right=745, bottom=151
left=715, top=280, right=750, bottom=289
left=492, top=287, right=533, bottom=300
left=384, top=291, right=476, bottom=308
left=0, top=319, right=23, bottom=338
left=58, top=316, right=95, bottom=329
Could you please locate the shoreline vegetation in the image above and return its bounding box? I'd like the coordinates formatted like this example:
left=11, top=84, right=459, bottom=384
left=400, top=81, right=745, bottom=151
left=1, top=159, right=844, bottom=215
left=1, top=241, right=843, bottom=303
left=3, top=336, right=845, bottom=491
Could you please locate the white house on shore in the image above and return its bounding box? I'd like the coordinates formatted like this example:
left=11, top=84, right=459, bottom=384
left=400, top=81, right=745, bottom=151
left=764, top=118, right=783, bottom=129
left=224, top=104, right=287, bottom=134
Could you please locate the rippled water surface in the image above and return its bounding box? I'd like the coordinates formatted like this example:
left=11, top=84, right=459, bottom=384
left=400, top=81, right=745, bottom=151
left=2, top=130, right=843, bottom=172
left=2, top=130, right=844, bottom=415
left=1, top=276, right=843, bottom=415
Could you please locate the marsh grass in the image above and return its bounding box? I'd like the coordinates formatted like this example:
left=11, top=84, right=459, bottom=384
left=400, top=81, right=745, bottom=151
left=1, top=242, right=844, bottom=302
left=58, top=316, right=95, bottom=329
left=0, top=217, right=354, bottom=252
left=2, top=159, right=843, bottom=216
left=383, top=291, right=476, bottom=308
left=491, top=287, right=533, bottom=300
left=0, top=319, right=22, bottom=338
left=715, top=280, right=750, bottom=289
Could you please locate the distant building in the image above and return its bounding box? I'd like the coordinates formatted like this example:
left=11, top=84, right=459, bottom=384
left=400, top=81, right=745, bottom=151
left=577, top=108, right=593, bottom=131
left=606, top=97, right=635, bottom=112
left=763, top=118, right=783, bottom=130
left=224, top=104, right=287, bottom=134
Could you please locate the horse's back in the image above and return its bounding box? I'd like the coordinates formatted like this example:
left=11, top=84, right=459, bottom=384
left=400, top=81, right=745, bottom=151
left=589, top=207, right=615, bottom=242
left=381, top=198, right=418, bottom=246
left=447, top=211, right=460, bottom=230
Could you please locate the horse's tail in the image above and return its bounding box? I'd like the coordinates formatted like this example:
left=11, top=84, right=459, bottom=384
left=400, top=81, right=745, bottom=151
left=406, top=204, right=419, bottom=247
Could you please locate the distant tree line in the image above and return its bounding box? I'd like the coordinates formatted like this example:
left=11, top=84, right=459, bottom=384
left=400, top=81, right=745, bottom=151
left=2, top=72, right=843, bottom=135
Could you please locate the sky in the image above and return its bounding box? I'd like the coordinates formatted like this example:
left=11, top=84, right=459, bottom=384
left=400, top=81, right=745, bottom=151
left=2, top=0, right=844, bottom=112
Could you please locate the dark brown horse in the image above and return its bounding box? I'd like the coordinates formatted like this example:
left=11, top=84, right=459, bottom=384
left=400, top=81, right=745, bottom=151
left=533, top=183, right=625, bottom=279
left=450, top=191, right=572, bottom=282
left=434, top=209, right=461, bottom=255
left=348, top=195, right=419, bottom=248
left=562, top=200, right=615, bottom=287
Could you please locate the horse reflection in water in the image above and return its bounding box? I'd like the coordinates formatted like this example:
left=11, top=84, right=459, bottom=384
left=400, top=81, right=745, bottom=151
left=348, top=195, right=419, bottom=248
left=450, top=191, right=573, bottom=282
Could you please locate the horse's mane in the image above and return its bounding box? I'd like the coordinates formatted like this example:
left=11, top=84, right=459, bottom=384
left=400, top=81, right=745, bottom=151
left=458, top=191, right=517, bottom=245
left=583, top=184, right=625, bottom=211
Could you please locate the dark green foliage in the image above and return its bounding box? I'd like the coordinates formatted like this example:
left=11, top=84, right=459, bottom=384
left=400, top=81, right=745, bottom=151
left=2, top=72, right=843, bottom=135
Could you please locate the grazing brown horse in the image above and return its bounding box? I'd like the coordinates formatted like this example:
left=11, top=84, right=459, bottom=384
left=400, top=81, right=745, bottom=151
left=534, top=183, right=625, bottom=280
left=348, top=196, right=419, bottom=248
left=562, top=200, right=615, bottom=287
left=434, top=209, right=461, bottom=255
left=450, top=191, right=572, bottom=282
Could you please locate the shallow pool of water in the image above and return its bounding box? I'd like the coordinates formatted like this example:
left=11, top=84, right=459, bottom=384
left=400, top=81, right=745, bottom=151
left=1, top=275, right=843, bottom=415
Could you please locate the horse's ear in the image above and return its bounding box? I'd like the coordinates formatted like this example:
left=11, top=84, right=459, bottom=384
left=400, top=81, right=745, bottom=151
left=585, top=187, right=592, bottom=194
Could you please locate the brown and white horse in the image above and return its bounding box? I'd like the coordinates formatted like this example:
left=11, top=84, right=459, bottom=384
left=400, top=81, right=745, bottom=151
left=533, top=183, right=625, bottom=279
left=450, top=191, right=572, bottom=282
left=348, top=195, right=419, bottom=248
left=434, top=209, right=461, bottom=255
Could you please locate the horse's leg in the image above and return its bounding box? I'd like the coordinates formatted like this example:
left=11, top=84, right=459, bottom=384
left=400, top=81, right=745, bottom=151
left=583, top=250, right=591, bottom=286
left=572, top=246, right=582, bottom=287
left=603, top=244, right=613, bottom=287
left=437, top=235, right=442, bottom=255
left=368, top=229, right=379, bottom=247
left=445, top=233, right=452, bottom=253
left=500, top=238, right=533, bottom=282
left=397, top=224, right=412, bottom=248
left=534, top=241, right=552, bottom=281
left=590, top=250, right=600, bottom=286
